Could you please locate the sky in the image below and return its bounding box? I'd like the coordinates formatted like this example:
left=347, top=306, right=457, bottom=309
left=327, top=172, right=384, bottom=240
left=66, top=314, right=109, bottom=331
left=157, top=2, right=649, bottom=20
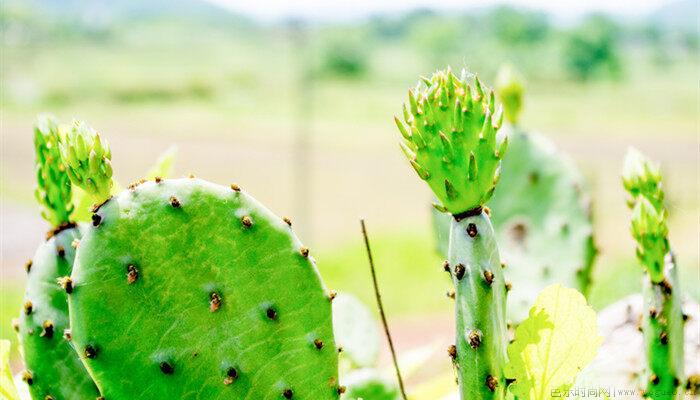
left=205, top=0, right=672, bottom=23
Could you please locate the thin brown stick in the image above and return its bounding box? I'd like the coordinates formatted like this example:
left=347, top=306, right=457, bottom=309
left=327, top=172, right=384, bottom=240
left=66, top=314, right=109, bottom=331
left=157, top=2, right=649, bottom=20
left=360, top=219, right=408, bottom=400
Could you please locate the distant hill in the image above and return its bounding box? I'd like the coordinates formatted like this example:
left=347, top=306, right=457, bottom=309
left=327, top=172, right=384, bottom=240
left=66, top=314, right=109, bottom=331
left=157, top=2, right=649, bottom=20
left=4, top=0, right=251, bottom=26
left=650, top=0, right=698, bottom=32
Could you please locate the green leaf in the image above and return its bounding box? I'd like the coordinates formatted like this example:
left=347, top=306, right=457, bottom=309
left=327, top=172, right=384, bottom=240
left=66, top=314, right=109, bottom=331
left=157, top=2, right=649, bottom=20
left=505, top=285, right=601, bottom=400
left=144, top=145, right=177, bottom=180
left=1, top=340, right=19, bottom=400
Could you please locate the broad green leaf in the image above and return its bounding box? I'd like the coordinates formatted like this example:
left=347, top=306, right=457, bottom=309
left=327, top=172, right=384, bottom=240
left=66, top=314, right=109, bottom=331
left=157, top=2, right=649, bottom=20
left=1, top=340, right=19, bottom=400
left=505, top=285, right=601, bottom=400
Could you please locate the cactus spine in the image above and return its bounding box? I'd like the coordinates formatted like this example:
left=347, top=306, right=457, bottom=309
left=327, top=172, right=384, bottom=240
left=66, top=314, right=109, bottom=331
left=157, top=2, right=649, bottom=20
left=395, top=68, right=509, bottom=399
left=62, top=122, right=340, bottom=399
left=17, top=116, right=100, bottom=400
left=623, top=148, right=684, bottom=398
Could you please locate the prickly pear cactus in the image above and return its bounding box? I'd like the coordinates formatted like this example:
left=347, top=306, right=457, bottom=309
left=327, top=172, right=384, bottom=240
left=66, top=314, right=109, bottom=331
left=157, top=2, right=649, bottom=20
left=431, top=66, right=596, bottom=323
left=395, top=68, right=509, bottom=400
left=16, top=116, right=100, bottom=400
left=576, top=294, right=700, bottom=399
left=623, top=148, right=684, bottom=399
left=61, top=122, right=340, bottom=399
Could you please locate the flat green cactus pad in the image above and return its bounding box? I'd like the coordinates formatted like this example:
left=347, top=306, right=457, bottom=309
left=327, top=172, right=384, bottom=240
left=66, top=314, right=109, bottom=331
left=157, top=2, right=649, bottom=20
left=68, top=178, right=339, bottom=399
left=17, top=225, right=100, bottom=400
left=433, top=128, right=596, bottom=322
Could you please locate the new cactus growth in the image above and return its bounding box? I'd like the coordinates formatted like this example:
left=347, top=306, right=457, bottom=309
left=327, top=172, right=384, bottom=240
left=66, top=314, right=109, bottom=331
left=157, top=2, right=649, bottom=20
left=395, top=68, right=509, bottom=399
left=59, top=120, right=113, bottom=204
left=62, top=122, right=340, bottom=399
left=17, top=116, right=100, bottom=400
left=431, top=66, right=597, bottom=323
left=623, top=148, right=684, bottom=399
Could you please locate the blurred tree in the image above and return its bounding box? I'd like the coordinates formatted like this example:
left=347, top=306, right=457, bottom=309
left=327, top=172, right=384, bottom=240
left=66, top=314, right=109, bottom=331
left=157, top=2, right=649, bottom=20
left=680, top=30, right=699, bottom=55
left=642, top=24, right=671, bottom=67
left=563, top=14, right=623, bottom=81
left=487, top=6, right=550, bottom=45
left=408, top=14, right=467, bottom=67
left=320, top=37, right=369, bottom=78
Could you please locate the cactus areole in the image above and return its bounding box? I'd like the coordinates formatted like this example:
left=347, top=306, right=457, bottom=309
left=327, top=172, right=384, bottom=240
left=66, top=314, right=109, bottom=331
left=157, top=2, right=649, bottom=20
left=623, top=148, right=684, bottom=399
left=396, top=68, right=509, bottom=399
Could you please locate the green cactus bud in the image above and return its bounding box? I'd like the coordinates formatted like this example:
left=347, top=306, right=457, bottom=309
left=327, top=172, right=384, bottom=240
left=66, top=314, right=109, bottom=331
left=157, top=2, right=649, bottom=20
left=68, top=178, right=339, bottom=398
left=17, top=224, right=101, bottom=400
left=630, top=198, right=669, bottom=284
left=33, top=115, right=74, bottom=227
left=495, top=65, right=524, bottom=126
left=396, top=68, right=507, bottom=215
left=59, top=121, right=113, bottom=204
left=622, top=148, right=664, bottom=210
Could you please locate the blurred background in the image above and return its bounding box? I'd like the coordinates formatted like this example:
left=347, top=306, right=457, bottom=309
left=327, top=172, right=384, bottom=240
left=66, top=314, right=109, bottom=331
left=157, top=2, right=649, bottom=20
left=1, top=0, right=698, bottom=381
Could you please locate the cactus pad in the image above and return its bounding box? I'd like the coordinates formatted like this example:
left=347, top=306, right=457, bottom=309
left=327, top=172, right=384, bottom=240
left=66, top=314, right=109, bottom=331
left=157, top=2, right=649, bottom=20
left=395, top=68, right=507, bottom=214
left=433, top=129, right=596, bottom=322
left=68, top=178, right=339, bottom=399
left=17, top=225, right=101, bottom=400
